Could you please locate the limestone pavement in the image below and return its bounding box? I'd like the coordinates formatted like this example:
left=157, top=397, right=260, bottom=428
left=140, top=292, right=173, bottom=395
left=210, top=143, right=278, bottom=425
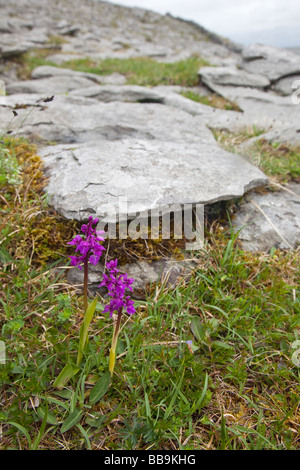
left=1, top=0, right=299, bottom=293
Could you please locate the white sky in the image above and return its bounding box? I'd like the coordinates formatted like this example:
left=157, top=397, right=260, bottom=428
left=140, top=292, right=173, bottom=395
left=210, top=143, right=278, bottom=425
left=108, top=0, right=300, bottom=47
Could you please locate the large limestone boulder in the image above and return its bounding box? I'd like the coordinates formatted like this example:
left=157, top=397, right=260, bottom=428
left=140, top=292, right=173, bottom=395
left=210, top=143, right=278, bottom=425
left=22, top=96, right=266, bottom=221
left=39, top=135, right=267, bottom=222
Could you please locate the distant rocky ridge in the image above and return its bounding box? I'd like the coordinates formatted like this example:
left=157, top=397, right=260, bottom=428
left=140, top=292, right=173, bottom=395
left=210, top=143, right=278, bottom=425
left=0, top=0, right=299, bottom=295
left=0, top=0, right=241, bottom=70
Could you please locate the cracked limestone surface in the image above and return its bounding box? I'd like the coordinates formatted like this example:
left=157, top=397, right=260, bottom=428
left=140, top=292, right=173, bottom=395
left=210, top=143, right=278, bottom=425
left=1, top=0, right=299, bottom=264
left=19, top=96, right=266, bottom=221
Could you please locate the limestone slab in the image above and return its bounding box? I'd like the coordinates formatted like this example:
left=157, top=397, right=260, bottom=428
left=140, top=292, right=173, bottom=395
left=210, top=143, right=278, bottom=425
left=69, top=84, right=165, bottom=103
left=31, top=66, right=126, bottom=85
left=274, top=75, right=300, bottom=96
left=241, top=43, right=300, bottom=81
left=39, top=136, right=267, bottom=222
left=199, top=66, right=270, bottom=88
left=199, top=83, right=300, bottom=145
left=6, top=76, right=97, bottom=95
left=233, top=184, right=300, bottom=252
left=23, top=95, right=268, bottom=221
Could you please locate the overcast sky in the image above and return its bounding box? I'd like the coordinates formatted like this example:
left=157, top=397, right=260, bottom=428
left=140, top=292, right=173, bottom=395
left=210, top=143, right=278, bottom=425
left=108, top=0, right=300, bottom=48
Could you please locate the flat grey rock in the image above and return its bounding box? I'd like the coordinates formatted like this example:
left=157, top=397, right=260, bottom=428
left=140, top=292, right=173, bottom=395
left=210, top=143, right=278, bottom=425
left=68, top=257, right=196, bottom=300
left=241, top=43, right=300, bottom=81
left=69, top=84, right=165, bottom=103
left=274, top=75, right=300, bottom=96
left=6, top=76, right=97, bottom=95
left=0, top=28, right=49, bottom=59
left=249, top=125, right=300, bottom=147
left=25, top=95, right=267, bottom=221
left=31, top=65, right=103, bottom=82
left=31, top=65, right=127, bottom=85
left=39, top=136, right=267, bottom=222
left=199, top=66, right=270, bottom=88
left=0, top=20, right=14, bottom=34
left=233, top=184, right=300, bottom=252
left=201, top=84, right=300, bottom=146
left=0, top=92, right=229, bottom=143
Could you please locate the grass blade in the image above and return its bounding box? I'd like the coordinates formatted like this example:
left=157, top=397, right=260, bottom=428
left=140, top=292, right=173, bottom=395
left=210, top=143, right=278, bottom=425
left=190, top=372, right=209, bottom=414
left=76, top=423, right=92, bottom=449
left=164, top=369, right=185, bottom=419
left=7, top=422, right=32, bottom=448
left=31, top=403, right=48, bottom=450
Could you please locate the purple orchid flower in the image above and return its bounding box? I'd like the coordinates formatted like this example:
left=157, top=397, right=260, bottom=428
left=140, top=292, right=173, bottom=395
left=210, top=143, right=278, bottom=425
left=68, top=216, right=105, bottom=269
left=100, top=258, right=135, bottom=376
left=68, top=215, right=105, bottom=310
left=99, top=258, right=135, bottom=318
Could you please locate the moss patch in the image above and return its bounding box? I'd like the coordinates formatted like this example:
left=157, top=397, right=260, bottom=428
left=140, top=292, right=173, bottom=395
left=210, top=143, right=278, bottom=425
left=0, top=136, right=78, bottom=265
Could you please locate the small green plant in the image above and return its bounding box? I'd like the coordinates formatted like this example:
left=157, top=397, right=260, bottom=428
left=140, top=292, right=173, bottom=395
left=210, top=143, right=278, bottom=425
left=0, top=146, right=22, bottom=187
left=258, top=140, right=300, bottom=182
left=181, top=90, right=240, bottom=111
left=53, top=294, right=73, bottom=325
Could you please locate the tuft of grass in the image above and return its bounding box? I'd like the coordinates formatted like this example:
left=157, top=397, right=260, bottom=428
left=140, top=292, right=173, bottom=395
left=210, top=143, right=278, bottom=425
left=15, top=49, right=59, bottom=80
left=256, top=140, right=300, bottom=182
left=61, top=55, right=210, bottom=87
left=14, top=51, right=211, bottom=86
left=213, top=128, right=300, bottom=183
left=181, top=90, right=241, bottom=111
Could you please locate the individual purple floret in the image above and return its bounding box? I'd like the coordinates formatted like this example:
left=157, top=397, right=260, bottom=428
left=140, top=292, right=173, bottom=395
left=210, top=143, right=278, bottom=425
left=99, top=258, right=135, bottom=318
left=68, top=215, right=105, bottom=269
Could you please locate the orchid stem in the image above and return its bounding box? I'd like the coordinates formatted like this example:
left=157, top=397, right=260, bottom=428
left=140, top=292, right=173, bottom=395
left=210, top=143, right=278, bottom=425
left=109, top=307, right=123, bottom=376
left=83, top=259, right=88, bottom=312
